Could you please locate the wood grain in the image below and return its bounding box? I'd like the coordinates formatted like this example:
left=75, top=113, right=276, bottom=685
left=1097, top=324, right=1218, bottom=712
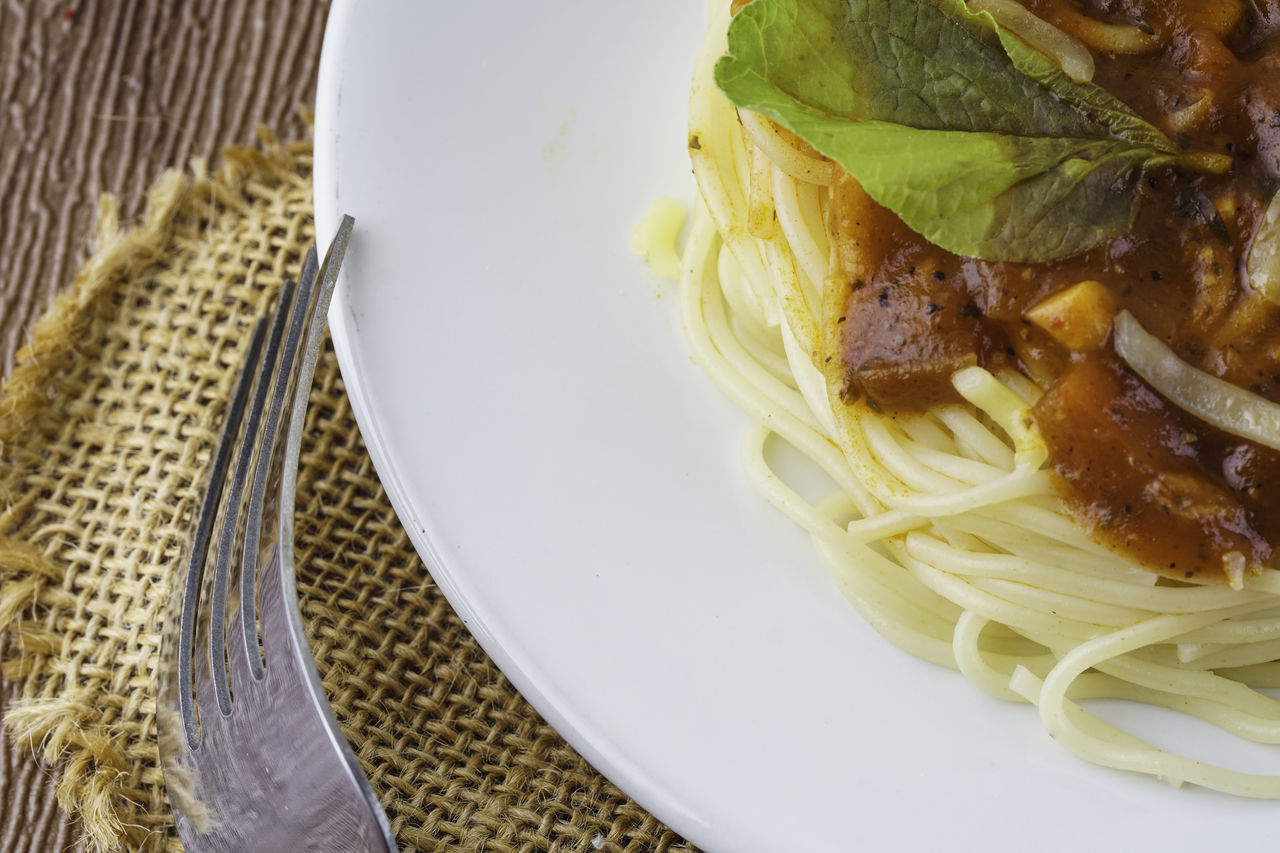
left=0, top=2, right=330, bottom=847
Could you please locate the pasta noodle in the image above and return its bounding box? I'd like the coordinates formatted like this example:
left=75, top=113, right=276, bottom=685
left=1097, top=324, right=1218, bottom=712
left=681, top=0, right=1280, bottom=796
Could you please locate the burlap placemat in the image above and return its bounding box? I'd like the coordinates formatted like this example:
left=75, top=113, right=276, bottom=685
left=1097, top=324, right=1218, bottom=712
left=0, top=132, right=695, bottom=853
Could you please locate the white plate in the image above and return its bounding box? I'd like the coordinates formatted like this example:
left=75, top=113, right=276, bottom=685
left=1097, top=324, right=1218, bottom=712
left=314, top=2, right=1277, bottom=849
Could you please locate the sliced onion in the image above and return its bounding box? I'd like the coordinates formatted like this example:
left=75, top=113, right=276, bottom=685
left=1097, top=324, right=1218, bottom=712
left=737, top=108, right=833, bottom=186
left=1246, top=190, right=1280, bottom=306
left=1049, top=9, right=1163, bottom=55
left=1114, top=310, right=1280, bottom=452
left=970, top=0, right=1095, bottom=82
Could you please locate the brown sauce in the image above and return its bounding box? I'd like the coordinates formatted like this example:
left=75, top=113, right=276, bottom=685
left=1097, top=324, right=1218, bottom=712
left=829, top=1, right=1280, bottom=581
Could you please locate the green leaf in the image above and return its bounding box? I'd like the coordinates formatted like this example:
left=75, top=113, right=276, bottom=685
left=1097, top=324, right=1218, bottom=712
left=713, top=0, right=1210, bottom=262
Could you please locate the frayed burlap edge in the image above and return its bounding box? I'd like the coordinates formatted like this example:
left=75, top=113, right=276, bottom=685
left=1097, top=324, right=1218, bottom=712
left=0, top=130, right=312, bottom=851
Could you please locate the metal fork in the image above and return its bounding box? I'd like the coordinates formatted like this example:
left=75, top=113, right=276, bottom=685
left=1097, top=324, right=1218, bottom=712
left=155, top=216, right=396, bottom=852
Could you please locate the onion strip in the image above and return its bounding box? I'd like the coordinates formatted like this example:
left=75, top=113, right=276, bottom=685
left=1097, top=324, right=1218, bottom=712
left=969, top=0, right=1095, bottom=82
left=1247, top=190, right=1280, bottom=306
left=1114, top=310, right=1280, bottom=452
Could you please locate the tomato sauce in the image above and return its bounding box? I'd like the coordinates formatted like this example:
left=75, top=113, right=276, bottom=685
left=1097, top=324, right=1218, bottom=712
left=829, top=0, right=1280, bottom=581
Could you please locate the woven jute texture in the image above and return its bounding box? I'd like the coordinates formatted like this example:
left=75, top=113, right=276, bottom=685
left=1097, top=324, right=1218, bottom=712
left=0, top=133, right=695, bottom=853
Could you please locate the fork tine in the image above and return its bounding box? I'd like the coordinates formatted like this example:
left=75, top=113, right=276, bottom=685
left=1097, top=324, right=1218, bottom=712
left=278, top=219, right=351, bottom=577
left=225, top=573, right=259, bottom=702
left=223, top=273, right=304, bottom=696
left=255, top=544, right=296, bottom=662
left=232, top=247, right=319, bottom=689
left=175, top=319, right=267, bottom=749
left=264, top=216, right=351, bottom=658
left=205, top=277, right=302, bottom=718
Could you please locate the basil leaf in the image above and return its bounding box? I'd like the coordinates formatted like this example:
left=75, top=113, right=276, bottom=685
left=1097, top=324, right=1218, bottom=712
left=714, top=0, right=1209, bottom=262
left=841, top=0, right=1105, bottom=139
left=987, top=19, right=1175, bottom=152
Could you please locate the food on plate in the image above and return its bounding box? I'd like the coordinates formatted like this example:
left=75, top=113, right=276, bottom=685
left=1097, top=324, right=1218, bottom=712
left=682, top=0, right=1280, bottom=795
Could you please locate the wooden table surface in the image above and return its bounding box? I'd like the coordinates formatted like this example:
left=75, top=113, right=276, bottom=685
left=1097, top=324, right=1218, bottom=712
left=0, top=3, right=331, bottom=847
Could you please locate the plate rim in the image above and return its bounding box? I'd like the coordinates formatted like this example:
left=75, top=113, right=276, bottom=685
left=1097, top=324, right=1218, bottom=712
left=313, top=0, right=715, bottom=846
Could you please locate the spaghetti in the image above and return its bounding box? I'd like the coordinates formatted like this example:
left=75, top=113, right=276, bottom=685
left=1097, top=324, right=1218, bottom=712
left=681, top=0, right=1280, bottom=796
